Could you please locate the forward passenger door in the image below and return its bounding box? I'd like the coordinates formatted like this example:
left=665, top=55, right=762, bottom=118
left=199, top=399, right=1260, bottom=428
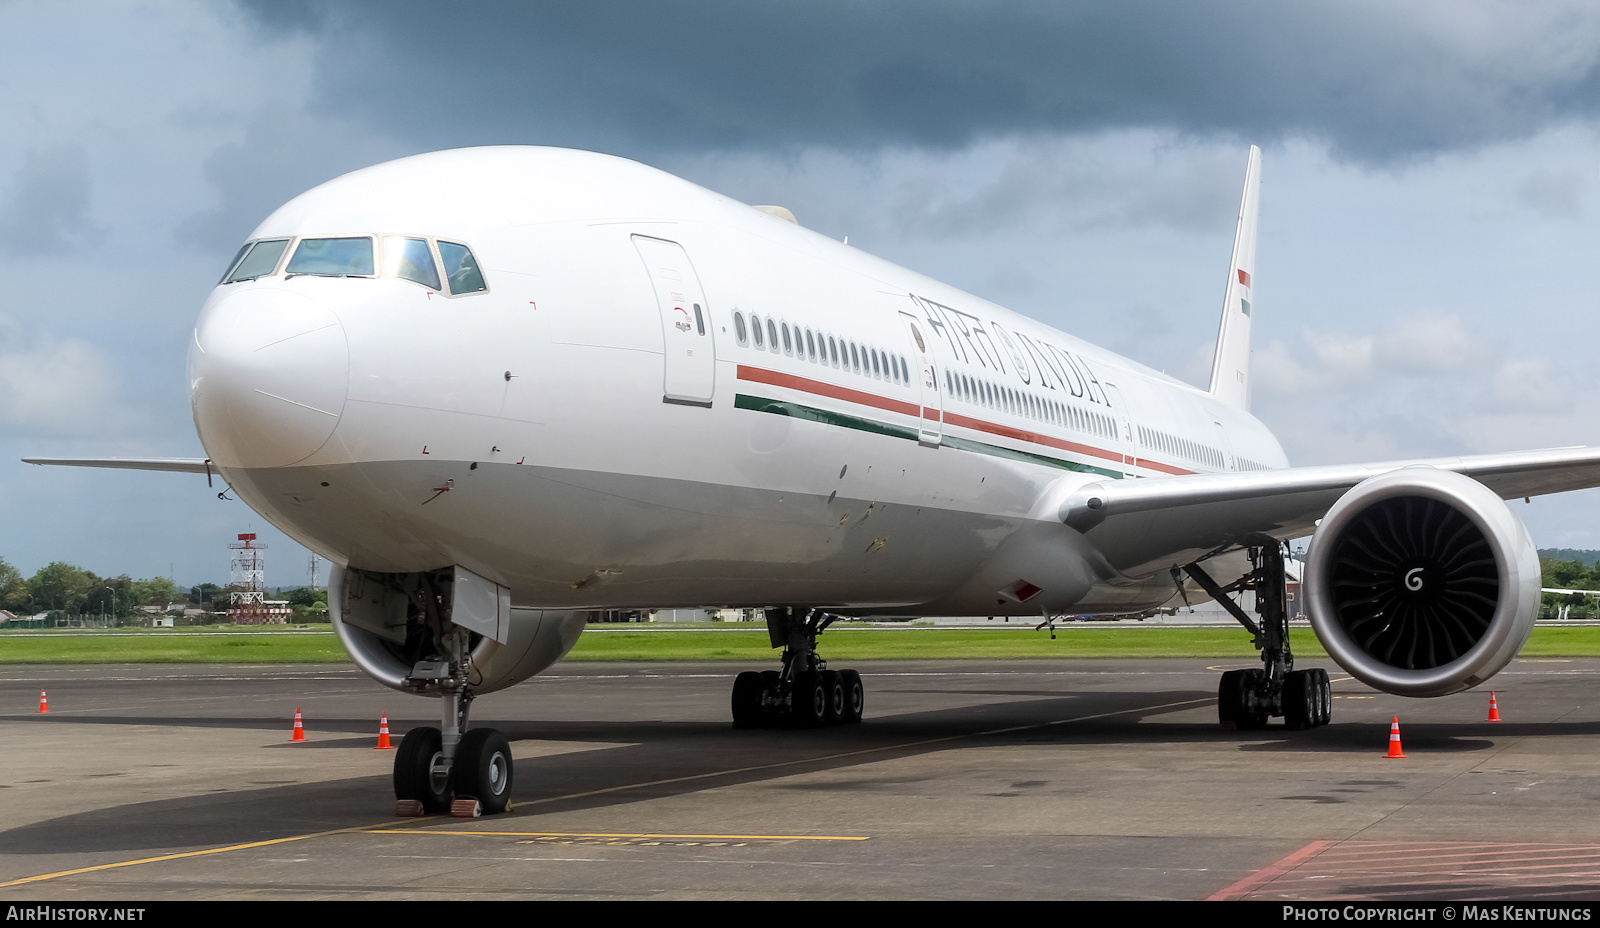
left=634, top=235, right=715, bottom=407
left=900, top=310, right=942, bottom=447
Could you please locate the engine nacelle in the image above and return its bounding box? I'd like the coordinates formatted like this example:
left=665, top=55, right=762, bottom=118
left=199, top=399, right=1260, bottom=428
left=1304, top=468, right=1540, bottom=698
left=329, top=565, right=585, bottom=697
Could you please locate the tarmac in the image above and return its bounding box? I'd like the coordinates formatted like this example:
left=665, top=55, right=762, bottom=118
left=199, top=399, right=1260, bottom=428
left=3, top=657, right=1600, bottom=900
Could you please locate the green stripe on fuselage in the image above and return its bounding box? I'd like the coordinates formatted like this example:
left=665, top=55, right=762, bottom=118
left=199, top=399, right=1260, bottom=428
left=733, top=393, right=1124, bottom=479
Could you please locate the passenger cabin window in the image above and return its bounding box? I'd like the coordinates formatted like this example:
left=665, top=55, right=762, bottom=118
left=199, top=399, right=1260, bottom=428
left=382, top=236, right=441, bottom=290
left=287, top=237, right=374, bottom=277
left=734, top=312, right=749, bottom=346
left=767, top=319, right=779, bottom=353
left=222, top=238, right=290, bottom=283
left=752, top=315, right=765, bottom=347
left=437, top=241, right=487, bottom=294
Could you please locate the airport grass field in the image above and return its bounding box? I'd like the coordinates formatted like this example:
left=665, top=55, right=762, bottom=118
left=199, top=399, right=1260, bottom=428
left=2, top=623, right=1600, bottom=663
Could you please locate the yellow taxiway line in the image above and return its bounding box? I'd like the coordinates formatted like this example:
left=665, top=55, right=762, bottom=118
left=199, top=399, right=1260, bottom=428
left=0, top=823, right=388, bottom=889
left=0, top=695, right=1208, bottom=888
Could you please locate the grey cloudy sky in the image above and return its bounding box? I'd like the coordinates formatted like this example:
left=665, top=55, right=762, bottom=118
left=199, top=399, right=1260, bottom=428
left=3, top=0, right=1599, bottom=588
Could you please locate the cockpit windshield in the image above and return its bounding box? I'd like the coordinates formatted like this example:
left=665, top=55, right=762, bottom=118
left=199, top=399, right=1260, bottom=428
left=222, top=239, right=290, bottom=283
left=437, top=241, right=487, bottom=294
left=382, top=236, right=441, bottom=290
left=286, top=237, right=375, bottom=277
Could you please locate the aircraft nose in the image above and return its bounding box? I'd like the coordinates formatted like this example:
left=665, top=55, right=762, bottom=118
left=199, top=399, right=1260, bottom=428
left=189, top=287, right=349, bottom=468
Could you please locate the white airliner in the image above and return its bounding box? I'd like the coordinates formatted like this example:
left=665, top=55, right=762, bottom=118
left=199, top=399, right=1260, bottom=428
left=26, top=145, right=1600, bottom=815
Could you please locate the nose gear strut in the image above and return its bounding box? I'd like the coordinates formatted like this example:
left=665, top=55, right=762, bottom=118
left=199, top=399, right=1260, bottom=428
left=391, top=583, right=514, bottom=815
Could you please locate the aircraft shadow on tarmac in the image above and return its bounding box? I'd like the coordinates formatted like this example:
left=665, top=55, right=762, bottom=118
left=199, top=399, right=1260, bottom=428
left=0, top=687, right=1578, bottom=858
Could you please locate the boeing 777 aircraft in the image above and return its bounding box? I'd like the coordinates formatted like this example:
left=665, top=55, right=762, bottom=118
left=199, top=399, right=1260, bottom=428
left=26, top=145, right=1600, bottom=815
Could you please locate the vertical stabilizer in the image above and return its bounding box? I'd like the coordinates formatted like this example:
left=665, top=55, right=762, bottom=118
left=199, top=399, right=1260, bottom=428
left=1208, top=145, right=1260, bottom=409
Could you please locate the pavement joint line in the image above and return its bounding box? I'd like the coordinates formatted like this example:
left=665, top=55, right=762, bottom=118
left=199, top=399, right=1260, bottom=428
left=368, top=829, right=870, bottom=841
left=505, top=695, right=1213, bottom=811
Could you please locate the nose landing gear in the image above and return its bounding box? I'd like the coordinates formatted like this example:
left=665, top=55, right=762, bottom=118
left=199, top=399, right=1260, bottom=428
left=732, top=608, right=864, bottom=728
left=393, top=627, right=514, bottom=815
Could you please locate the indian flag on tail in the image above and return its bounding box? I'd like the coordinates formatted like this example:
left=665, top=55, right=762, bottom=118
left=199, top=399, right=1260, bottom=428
left=1238, top=269, right=1251, bottom=316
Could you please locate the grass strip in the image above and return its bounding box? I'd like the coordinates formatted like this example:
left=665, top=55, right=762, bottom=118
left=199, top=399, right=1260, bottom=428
left=0, top=631, right=348, bottom=664
left=1, top=625, right=1599, bottom=663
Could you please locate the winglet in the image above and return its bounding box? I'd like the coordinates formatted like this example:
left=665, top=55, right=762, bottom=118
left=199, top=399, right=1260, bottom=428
left=1208, top=145, right=1261, bottom=409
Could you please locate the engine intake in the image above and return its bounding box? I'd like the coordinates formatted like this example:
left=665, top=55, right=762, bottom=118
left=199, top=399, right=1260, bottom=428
left=1304, top=468, right=1539, bottom=698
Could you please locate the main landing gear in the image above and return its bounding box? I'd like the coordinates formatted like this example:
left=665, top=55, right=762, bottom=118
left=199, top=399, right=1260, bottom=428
left=731, top=607, right=865, bottom=728
left=1184, top=543, right=1332, bottom=731
left=392, top=623, right=514, bottom=815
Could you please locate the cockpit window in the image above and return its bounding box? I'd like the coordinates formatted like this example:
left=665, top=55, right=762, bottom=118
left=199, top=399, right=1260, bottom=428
left=437, top=241, right=486, bottom=295
left=222, top=238, right=290, bottom=283
left=286, top=237, right=375, bottom=277
left=382, top=236, right=441, bottom=290
left=220, top=243, right=251, bottom=283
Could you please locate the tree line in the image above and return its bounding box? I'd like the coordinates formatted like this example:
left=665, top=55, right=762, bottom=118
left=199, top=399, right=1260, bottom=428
left=5, top=552, right=1597, bottom=622
left=0, top=556, right=327, bottom=622
left=1540, top=556, right=1600, bottom=618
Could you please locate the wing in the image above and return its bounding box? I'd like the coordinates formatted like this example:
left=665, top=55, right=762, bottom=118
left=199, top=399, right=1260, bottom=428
left=22, top=457, right=213, bottom=475
left=1060, top=446, right=1600, bottom=575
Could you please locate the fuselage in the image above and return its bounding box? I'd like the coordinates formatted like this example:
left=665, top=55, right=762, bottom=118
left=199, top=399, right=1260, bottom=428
left=188, top=146, right=1287, bottom=617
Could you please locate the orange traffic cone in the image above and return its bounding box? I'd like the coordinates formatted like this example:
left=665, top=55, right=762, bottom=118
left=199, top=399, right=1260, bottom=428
left=1384, top=716, right=1407, bottom=758
left=290, top=707, right=306, bottom=743
left=374, top=713, right=394, bottom=750
left=1487, top=691, right=1502, bottom=722
left=37, top=689, right=48, bottom=714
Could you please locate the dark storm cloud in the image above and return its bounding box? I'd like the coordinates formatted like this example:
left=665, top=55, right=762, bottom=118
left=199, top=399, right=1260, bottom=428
left=239, top=0, right=1600, bottom=162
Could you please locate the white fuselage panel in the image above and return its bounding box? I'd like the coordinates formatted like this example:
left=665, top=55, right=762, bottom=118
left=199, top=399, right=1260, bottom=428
left=188, top=147, right=1288, bottom=617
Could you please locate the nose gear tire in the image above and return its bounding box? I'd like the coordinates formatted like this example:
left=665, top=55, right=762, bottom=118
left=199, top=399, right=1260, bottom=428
left=394, top=727, right=452, bottom=813
left=450, top=728, right=514, bottom=815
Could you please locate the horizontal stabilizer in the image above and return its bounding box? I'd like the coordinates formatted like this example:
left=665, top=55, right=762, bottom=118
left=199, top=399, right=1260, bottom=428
left=22, top=456, right=212, bottom=474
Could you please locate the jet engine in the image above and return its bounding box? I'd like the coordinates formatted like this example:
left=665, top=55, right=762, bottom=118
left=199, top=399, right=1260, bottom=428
left=1303, top=467, right=1540, bottom=698
left=328, top=565, right=585, bottom=696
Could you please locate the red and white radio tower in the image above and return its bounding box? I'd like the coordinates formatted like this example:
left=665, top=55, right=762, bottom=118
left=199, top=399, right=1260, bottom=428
left=227, top=533, right=269, bottom=624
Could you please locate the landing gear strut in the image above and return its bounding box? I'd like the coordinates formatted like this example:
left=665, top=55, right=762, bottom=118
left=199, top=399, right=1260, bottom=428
left=392, top=599, right=514, bottom=814
left=1185, top=544, right=1331, bottom=731
left=732, top=607, right=864, bottom=728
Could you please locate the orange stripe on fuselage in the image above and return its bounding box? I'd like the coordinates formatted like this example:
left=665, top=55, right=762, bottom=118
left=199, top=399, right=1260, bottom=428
left=733, top=363, right=1196, bottom=476
left=736, top=365, right=920, bottom=418
left=1136, top=458, right=1193, bottom=476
